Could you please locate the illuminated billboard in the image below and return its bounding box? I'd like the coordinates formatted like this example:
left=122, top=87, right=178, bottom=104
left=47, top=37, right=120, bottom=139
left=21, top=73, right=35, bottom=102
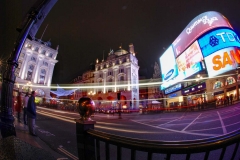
left=172, top=11, right=233, bottom=57
left=176, top=41, right=203, bottom=79
left=198, top=28, right=240, bottom=57
left=204, top=47, right=240, bottom=77
left=159, top=46, right=178, bottom=82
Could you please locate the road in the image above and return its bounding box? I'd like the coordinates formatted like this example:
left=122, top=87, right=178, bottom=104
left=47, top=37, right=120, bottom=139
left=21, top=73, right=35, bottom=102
left=35, top=103, right=240, bottom=159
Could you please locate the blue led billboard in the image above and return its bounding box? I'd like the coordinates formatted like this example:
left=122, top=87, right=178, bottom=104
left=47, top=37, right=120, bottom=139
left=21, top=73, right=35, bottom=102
left=198, top=28, right=240, bottom=57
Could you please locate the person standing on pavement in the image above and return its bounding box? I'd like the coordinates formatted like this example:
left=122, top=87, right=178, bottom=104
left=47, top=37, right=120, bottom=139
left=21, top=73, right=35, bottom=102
left=27, top=91, right=37, bottom=136
left=23, top=92, right=29, bottom=125
left=16, top=92, right=22, bottom=122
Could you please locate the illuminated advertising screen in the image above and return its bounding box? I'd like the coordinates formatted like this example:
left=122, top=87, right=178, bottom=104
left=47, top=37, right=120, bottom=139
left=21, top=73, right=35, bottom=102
left=204, top=47, right=240, bottom=77
left=159, top=46, right=178, bottom=82
left=172, top=11, right=233, bottom=57
left=198, top=28, right=240, bottom=57
left=176, top=41, right=204, bottom=79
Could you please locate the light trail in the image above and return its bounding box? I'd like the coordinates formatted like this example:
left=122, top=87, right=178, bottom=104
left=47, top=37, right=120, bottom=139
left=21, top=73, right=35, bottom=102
left=37, top=110, right=165, bottom=134
left=16, top=73, right=234, bottom=89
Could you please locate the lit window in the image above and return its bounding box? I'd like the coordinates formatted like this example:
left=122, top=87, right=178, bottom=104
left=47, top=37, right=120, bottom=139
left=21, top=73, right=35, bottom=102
left=39, top=69, right=46, bottom=84
left=26, top=64, right=35, bottom=81
left=225, top=77, right=236, bottom=85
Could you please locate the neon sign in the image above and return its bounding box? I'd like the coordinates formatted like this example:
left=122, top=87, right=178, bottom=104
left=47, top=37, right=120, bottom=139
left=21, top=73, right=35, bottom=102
left=198, top=28, right=240, bottom=57
left=172, top=11, right=232, bottom=57
left=186, top=16, right=218, bottom=35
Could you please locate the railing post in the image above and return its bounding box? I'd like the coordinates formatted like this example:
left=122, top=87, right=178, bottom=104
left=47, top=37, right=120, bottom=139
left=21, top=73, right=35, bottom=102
left=75, top=119, right=96, bottom=160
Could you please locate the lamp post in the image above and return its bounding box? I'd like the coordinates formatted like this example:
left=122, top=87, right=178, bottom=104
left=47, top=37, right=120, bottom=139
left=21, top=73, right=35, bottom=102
left=117, top=92, right=122, bottom=119
left=0, top=0, right=57, bottom=138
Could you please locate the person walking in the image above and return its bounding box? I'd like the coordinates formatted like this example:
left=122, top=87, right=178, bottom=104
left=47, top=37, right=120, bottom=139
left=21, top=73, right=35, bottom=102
left=23, top=92, right=29, bottom=125
left=27, top=91, right=37, bottom=136
left=15, top=92, right=22, bottom=122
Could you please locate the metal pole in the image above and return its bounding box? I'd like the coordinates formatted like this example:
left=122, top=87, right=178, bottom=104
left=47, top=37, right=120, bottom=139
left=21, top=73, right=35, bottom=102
left=0, top=0, right=56, bottom=138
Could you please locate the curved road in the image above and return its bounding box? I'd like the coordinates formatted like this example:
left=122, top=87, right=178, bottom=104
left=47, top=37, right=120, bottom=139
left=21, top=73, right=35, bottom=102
left=35, top=103, right=240, bottom=159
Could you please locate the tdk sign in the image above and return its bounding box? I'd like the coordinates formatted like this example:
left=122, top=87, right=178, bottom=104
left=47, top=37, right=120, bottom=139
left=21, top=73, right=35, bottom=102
left=198, top=28, right=240, bottom=57
left=164, top=69, right=175, bottom=81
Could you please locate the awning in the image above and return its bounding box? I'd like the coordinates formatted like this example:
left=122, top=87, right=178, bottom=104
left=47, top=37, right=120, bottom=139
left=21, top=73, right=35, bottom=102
left=152, top=100, right=161, bottom=104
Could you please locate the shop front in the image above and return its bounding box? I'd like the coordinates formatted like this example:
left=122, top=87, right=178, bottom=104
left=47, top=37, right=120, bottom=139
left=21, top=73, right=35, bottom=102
left=212, top=75, right=240, bottom=104
left=182, top=82, right=206, bottom=106
left=164, top=83, right=183, bottom=108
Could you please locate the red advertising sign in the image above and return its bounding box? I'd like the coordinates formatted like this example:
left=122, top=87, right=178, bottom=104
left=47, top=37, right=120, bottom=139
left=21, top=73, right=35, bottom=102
left=172, top=11, right=233, bottom=57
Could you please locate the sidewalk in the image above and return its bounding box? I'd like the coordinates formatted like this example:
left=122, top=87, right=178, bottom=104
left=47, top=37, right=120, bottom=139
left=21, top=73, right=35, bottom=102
left=0, top=120, right=68, bottom=160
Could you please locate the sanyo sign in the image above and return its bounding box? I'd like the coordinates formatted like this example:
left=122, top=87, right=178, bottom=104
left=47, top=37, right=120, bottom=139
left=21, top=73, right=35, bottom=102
left=204, top=47, right=240, bottom=77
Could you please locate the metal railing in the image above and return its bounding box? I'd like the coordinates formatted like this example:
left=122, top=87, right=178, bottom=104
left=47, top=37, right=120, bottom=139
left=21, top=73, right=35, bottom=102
left=81, top=128, right=240, bottom=160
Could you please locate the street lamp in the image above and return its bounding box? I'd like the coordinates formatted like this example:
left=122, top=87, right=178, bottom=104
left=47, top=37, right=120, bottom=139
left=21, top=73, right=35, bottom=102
left=1, top=0, right=58, bottom=138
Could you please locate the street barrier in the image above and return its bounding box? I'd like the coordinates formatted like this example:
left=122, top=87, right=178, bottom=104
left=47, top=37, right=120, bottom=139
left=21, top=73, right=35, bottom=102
left=76, top=121, right=240, bottom=160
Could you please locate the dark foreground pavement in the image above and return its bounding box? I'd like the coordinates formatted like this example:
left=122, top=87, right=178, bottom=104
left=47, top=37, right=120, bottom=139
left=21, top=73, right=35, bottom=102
left=0, top=120, right=68, bottom=160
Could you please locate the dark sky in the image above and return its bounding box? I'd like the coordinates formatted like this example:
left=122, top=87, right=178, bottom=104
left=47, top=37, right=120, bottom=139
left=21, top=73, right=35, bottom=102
left=1, top=0, right=240, bottom=84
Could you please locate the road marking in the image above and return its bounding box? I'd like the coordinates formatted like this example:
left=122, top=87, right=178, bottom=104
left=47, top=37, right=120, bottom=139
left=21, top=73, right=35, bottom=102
left=182, top=113, right=202, bottom=131
left=131, top=120, right=220, bottom=137
left=157, top=116, right=184, bottom=127
left=58, top=147, right=79, bottom=160
left=38, top=129, right=55, bottom=136
left=217, top=111, right=227, bottom=134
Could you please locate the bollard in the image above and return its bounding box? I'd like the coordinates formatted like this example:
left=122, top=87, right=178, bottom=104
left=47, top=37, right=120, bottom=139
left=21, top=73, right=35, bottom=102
left=75, top=119, right=96, bottom=160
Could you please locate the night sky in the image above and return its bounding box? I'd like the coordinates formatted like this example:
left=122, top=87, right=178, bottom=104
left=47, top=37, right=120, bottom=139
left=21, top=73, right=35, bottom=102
left=1, top=0, right=240, bottom=84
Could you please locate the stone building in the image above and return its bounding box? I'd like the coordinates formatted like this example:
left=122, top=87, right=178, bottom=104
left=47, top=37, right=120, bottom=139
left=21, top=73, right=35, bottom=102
left=14, top=38, right=58, bottom=102
left=72, top=43, right=140, bottom=110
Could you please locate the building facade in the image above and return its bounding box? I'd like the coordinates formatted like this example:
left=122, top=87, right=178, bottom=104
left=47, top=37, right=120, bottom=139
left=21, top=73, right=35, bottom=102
left=159, top=11, right=240, bottom=108
left=14, top=38, right=58, bottom=102
left=73, top=44, right=140, bottom=110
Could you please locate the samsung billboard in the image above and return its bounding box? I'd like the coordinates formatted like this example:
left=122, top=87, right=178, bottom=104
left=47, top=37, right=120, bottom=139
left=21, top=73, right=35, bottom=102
left=159, top=46, right=178, bottom=82
left=160, top=41, right=204, bottom=90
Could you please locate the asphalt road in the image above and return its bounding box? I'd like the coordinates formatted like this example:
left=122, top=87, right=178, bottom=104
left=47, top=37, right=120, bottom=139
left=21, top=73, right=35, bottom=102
left=35, top=103, right=240, bottom=160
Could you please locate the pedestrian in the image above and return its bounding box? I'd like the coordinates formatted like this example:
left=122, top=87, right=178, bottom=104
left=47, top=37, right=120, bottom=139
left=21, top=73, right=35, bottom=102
left=27, top=91, right=37, bottom=136
left=226, top=96, right=229, bottom=105
left=197, top=101, right=200, bottom=110
left=23, top=92, right=29, bottom=125
left=230, top=94, right=233, bottom=105
left=15, top=92, right=22, bottom=122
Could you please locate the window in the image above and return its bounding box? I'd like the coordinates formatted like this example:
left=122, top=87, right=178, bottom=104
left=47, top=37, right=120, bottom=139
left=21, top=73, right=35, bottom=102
left=41, top=50, right=46, bottom=55
left=43, top=61, right=48, bottom=67
left=119, top=68, right=124, bottom=73
left=35, top=47, right=39, bottom=52
left=225, top=77, right=236, bottom=85
left=31, top=56, right=36, bottom=62
left=39, top=69, right=46, bottom=84
left=48, top=53, right=53, bottom=58
left=26, top=64, right=34, bottom=81
left=120, top=76, right=124, bottom=81
left=108, top=71, right=112, bottom=76
left=213, top=81, right=224, bottom=89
